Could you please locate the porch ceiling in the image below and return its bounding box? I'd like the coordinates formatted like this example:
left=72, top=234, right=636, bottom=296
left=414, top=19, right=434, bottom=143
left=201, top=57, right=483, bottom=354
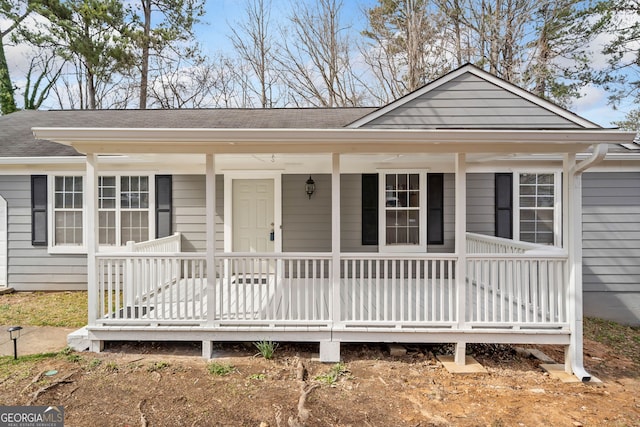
left=32, top=127, right=636, bottom=156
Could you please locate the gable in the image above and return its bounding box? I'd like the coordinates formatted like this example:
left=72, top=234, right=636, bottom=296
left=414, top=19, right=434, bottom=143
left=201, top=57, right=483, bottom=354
left=351, top=66, right=597, bottom=130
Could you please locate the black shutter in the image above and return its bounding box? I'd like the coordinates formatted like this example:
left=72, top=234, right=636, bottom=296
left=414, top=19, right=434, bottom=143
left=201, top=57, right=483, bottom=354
left=427, top=173, right=444, bottom=244
left=31, top=175, right=47, bottom=246
left=361, top=174, right=378, bottom=245
left=495, top=173, right=513, bottom=239
left=155, top=175, right=172, bottom=238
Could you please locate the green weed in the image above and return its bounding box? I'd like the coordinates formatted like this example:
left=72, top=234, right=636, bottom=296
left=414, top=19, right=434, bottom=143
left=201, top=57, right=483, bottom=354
left=314, top=362, right=348, bottom=385
left=207, top=361, right=235, bottom=376
left=254, top=340, right=278, bottom=360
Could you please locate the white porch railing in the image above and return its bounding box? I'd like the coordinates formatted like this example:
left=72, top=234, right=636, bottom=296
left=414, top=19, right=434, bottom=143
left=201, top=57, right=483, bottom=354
left=92, top=234, right=568, bottom=331
left=466, top=232, right=545, bottom=254
left=466, top=254, right=567, bottom=326
left=126, top=232, right=181, bottom=253
left=341, top=254, right=457, bottom=327
left=465, top=233, right=568, bottom=327
left=97, top=253, right=206, bottom=324
left=212, top=253, right=332, bottom=325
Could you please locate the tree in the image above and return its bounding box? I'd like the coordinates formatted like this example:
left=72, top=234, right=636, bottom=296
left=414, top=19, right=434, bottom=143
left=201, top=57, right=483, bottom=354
left=362, top=0, right=450, bottom=102
left=130, top=0, right=205, bottom=109
left=40, top=0, right=134, bottom=109
left=613, top=109, right=640, bottom=131
left=277, top=0, right=363, bottom=107
left=22, top=51, right=64, bottom=109
left=0, top=0, right=35, bottom=114
left=521, top=0, right=590, bottom=106
left=229, top=0, right=279, bottom=107
left=578, top=0, right=640, bottom=107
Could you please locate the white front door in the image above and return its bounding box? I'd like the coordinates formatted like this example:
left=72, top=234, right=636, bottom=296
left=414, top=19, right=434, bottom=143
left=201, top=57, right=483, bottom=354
left=232, top=179, right=275, bottom=253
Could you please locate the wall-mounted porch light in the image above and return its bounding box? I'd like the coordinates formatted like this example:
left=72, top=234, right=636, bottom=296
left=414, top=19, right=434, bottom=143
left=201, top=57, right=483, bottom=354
left=7, top=326, right=23, bottom=360
left=305, top=175, right=315, bottom=199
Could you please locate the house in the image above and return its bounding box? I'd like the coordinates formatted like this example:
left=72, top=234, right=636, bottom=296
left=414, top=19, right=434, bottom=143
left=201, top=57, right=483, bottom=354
left=0, top=64, right=637, bottom=381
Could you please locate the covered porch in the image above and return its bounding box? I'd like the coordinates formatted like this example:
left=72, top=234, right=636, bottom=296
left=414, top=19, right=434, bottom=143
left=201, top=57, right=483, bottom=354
left=32, top=126, right=632, bottom=380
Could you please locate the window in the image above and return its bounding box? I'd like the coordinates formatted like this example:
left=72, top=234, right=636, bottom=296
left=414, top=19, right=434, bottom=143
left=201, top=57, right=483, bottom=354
left=385, top=173, right=420, bottom=245
left=50, top=175, right=154, bottom=251
left=53, top=176, right=83, bottom=246
left=99, top=176, right=150, bottom=245
left=119, top=176, right=149, bottom=243
left=518, top=173, right=557, bottom=245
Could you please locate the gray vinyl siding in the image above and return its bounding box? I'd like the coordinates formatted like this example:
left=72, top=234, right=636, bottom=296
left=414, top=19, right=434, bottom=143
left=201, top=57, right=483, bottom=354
left=363, top=73, right=581, bottom=129
left=1, top=175, right=87, bottom=291
left=466, top=173, right=495, bottom=236
left=172, top=175, right=223, bottom=252
left=428, top=173, right=455, bottom=253
left=582, top=172, right=640, bottom=325
left=282, top=174, right=332, bottom=252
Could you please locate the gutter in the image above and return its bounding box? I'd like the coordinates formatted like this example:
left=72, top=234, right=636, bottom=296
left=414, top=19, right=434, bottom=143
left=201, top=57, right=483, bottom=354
left=568, top=143, right=609, bottom=382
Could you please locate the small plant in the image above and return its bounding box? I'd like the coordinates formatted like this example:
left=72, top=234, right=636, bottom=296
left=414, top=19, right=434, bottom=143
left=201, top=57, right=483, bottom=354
left=147, top=361, right=170, bottom=372
left=314, top=362, right=348, bottom=385
left=104, top=361, right=119, bottom=372
left=248, top=373, right=266, bottom=380
left=88, top=358, right=102, bottom=369
left=254, top=340, right=278, bottom=360
left=207, top=361, right=235, bottom=376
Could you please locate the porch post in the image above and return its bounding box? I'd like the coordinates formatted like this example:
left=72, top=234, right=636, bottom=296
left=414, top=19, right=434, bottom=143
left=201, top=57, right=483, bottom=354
left=563, top=153, right=587, bottom=378
left=86, top=153, right=102, bottom=350
left=203, top=154, right=216, bottom=358
left=454, top=152, right=467, bottom=365
left=322, top=152, right=341, bottom=362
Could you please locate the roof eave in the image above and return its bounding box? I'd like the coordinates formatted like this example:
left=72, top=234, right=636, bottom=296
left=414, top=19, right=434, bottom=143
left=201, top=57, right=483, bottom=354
left=32, top=127, right=637, bottom=155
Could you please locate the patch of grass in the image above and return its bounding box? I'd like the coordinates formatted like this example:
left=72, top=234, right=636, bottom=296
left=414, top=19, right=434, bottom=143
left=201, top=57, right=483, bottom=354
left=584, top=317, right=640, bottom=365
left=314, top=362, right=348, bottom=385
left=147, top=361, right=170, bottom=372
left=0, top=291, right=87, bottom=327
left=254, top=340, right=278, bottom=360
left=207, top=361, right=235, bottom=376
left=0, top=350, right=66, bottom=379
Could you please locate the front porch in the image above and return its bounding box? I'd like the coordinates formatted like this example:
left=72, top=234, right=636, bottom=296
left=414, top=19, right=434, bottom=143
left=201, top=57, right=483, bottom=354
left=32, top=127, right=631, bottom=381
left=87, top=232, right=571, bottom=364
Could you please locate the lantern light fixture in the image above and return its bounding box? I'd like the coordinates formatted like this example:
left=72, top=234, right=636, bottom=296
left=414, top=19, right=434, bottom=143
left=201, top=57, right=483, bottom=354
left=305, top=175, right=315, bottom=199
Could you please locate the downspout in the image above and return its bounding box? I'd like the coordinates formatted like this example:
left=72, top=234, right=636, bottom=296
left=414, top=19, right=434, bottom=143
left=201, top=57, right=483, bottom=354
left=567, top=143, right=609, bottom=382
left=572, top=143, right=608, bottom=175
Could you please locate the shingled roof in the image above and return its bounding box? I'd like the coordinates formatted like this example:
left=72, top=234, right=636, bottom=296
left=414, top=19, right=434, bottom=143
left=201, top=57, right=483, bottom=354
left=0, top=108, right=377, bottom=157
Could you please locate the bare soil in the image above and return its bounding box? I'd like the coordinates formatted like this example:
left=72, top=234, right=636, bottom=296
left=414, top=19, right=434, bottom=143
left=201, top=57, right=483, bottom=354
left=1, top=339, right=639, bottom=427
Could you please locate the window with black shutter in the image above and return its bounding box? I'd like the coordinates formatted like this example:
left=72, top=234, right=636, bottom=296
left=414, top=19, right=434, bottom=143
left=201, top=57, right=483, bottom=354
left=426, top=173, right=444, bottom=244
left=31, top=175, right=47, bottom=246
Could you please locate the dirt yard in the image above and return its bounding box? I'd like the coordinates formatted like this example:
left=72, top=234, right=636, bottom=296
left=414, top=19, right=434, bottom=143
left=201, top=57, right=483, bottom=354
left=0, top=337, right=639, bottom=427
